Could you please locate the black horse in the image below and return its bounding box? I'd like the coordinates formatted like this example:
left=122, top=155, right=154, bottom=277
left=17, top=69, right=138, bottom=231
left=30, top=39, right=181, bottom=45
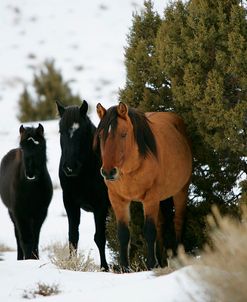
left=56, top=100, right=110, bottom=271
left=0, top=124, right=53, bottom=260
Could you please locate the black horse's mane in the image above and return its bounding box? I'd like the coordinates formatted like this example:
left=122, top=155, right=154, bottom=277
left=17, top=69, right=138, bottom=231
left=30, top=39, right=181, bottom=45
left=95, top=106, right=157, bottom=158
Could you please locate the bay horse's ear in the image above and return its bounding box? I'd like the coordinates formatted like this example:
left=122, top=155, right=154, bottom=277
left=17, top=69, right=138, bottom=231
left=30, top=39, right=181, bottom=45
left=19, top=125, right=25, bottom=135
left=37, top=123, right=44, bottom=136
left=56, top=100, right=65, bottom=117
left=96, top=103, right=106, bottom=120
left=117, top=102, right=128, bottom=119
left=80, top=100, right=88, bottom=116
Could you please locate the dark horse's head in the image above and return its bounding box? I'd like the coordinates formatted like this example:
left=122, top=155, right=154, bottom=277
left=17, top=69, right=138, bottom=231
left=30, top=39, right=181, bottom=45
left=56, top=100, right=95, bottom=177
left=19, top=123, right=47, bottom=181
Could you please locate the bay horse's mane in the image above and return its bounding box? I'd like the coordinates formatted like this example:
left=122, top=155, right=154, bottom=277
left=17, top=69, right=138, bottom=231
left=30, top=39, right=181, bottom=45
left=95, top=105, right=157, bottom=158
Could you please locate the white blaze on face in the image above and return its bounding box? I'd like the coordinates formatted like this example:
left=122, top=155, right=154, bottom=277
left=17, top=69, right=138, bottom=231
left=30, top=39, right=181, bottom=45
left=69, top=123, right=80, bottom=138
left=27, top=137, right=40, bottom=145
left=108, top=125, right=111, bottom=134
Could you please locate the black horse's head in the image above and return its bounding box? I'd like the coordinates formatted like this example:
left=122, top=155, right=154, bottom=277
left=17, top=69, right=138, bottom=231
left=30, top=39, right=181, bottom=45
left=19, top=123, right=46, bottom=181
left=57, top=100, right=95, bottom=177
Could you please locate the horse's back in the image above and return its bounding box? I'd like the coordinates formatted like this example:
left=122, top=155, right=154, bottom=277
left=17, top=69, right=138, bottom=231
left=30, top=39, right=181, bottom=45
left=0, top=148, right=21, bottom=208
left=146, top=111, right=188, bottom=137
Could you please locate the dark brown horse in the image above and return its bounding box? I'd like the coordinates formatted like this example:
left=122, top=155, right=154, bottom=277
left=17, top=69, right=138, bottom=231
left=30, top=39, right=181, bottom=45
left=0, top=124, right=53, bottom=259
left=95, top=102, right=192, bottom=270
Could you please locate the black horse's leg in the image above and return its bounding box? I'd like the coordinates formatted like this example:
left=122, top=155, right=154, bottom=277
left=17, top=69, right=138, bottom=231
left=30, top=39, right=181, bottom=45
left=14, top=214, right=34, bottom=259
left=93, top=207, right=108, bottom=271
left=9, top=211, right=23, bottom=260
left=32, top=211, right=47, bottom=259
left=63, top=195, right=81, bottom=255
left=144, top=216, right=158, bottom=270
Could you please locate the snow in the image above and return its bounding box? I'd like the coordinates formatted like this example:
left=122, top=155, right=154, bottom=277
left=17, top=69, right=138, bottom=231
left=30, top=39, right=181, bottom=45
left=0, top=1, right=206, bottom=301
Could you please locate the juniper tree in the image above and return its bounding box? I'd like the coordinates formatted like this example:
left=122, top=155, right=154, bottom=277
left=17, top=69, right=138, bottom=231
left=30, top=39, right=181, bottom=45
left=18, top=60, right=81, bottom=122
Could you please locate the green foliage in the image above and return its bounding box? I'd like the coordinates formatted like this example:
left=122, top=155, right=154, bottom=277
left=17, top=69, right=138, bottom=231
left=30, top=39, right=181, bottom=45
left=18, top=60, right=81, bottom=122
left=107, top=0, right=247, bottom=264
left=119, top=0, right=172, bottom=111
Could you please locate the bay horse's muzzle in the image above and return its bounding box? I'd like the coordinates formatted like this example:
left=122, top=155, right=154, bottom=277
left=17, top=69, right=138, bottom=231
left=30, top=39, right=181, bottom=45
left=100, top=167, right=119, bottom=181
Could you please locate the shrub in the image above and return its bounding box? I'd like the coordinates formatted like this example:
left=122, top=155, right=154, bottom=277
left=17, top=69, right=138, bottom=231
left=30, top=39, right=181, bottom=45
left=47, top=242, right=99, bottom=272
left=18, top=60, right=81, bottom=122
left=155, top=206, right=247, bottom=301
left=22, top=282, right=60, bottom=299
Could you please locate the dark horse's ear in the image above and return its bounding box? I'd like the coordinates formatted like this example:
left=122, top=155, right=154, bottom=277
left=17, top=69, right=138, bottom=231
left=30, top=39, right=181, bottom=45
left=80, top=100, right=88, bottom=116
left=117, top=102, right=128, bottom=119
left=19, top=125, right=25, bottom=135
left=96, top=103, right=106, bottom=120
left=56, top=100, right=65, bottom=117
left=37, top=123, right=44, bottom=136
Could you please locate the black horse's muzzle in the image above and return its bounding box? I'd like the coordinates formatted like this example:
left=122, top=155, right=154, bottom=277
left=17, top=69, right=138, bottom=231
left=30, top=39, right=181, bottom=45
left=62, top=162, right=81, bottom=177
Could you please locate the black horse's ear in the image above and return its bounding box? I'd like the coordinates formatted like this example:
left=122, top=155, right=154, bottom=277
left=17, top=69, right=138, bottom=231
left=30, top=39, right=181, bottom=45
left=19, top=125, right=25, bottom=135
left=80, top=100, right=88, bottom=116
left=37, top=123, right=44, bottom=136
left=56, top=100, right=65, bottom=117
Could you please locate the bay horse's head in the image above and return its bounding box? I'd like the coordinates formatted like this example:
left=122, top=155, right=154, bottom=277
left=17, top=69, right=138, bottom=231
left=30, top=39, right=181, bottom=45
left=19, top=123, right=46, bottom=181
left=95, top=102, right=157, bottom=181
left=57, top=100, right=94, bottom=177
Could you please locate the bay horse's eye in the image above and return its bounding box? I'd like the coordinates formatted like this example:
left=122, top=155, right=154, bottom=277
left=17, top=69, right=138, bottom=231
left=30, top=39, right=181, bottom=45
left=121, top=132, right=127, bottom=138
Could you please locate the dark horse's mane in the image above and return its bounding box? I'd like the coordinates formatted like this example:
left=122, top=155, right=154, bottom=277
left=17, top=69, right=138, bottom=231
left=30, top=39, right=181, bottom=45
left=95, top=106, right=157, bottom=158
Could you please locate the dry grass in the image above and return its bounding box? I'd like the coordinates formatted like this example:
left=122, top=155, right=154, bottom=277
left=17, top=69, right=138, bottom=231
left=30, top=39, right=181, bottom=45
left=179, top=205, right=247, bottom=302
left=0, top=243, right=14, bottom=252
left=22, top=282, right=60, bottom=299
left=46, top=242, right=100, bottom=272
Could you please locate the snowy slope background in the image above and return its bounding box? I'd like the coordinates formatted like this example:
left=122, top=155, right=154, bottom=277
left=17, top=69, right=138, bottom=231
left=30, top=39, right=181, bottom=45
left=0, top=1, right=206, bottom=301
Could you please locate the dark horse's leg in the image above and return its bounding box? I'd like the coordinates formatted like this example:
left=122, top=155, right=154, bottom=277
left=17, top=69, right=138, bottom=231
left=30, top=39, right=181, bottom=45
left=110, top=196, right=130, bottom=272
left=14, top=213, right=34, bottom=259
left=143, top=202, right=160, bottom=270
left=63, top=194, right=81, bottom=254
left=32, top=211, right=48, bottom=259
left=157, top=198, right=176, bottom=266
left=93, top=207, right=109, bottom=271
left=9, top=211, right=23, bottom=260
left=117, top=221, right=130, bottom=272
left=144, top=217, right=157, bottom=269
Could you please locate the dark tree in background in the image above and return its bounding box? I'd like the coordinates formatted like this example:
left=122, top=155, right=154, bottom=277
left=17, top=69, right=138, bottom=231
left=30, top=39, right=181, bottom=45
left=107, top=0, right=247, bottom=265
left=18, top=60, right=81, bottom=122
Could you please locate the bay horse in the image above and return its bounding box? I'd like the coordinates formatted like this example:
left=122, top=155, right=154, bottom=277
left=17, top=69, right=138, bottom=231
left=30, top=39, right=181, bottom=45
left=95, top=102, right=192, bottom=270
left=0, top=124, right=53, bottom=260
left=56, top=100, right=110, bottom=271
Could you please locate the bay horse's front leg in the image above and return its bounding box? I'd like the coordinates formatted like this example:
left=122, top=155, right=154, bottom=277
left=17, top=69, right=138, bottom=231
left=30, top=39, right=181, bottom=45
left=109, top=191, right=130, bottom=272
left=143, top=201, right=160, bottom=270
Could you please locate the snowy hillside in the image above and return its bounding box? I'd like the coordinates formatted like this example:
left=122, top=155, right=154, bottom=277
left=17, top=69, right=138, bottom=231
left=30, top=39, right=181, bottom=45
left=0, top=1, right=207, bottom=301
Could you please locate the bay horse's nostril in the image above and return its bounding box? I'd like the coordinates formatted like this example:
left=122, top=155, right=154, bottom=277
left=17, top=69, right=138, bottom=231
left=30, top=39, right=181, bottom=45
left=100, top=167, right=118, bottom=180
left=109, top=167, right=117, bottom=178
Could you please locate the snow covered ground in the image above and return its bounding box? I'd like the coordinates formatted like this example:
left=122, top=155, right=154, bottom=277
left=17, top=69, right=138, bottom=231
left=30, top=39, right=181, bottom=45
left=0, top=1, right=207, bottom=301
